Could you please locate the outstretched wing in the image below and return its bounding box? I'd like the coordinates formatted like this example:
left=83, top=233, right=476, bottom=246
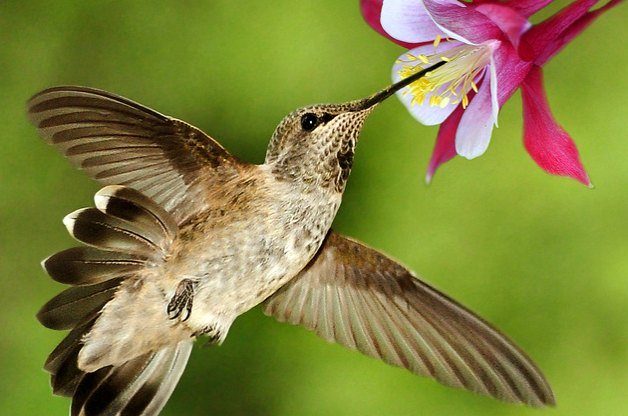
left=27, top=86, right=247, bottom=221
left=263, top=232, right=555, bottom=407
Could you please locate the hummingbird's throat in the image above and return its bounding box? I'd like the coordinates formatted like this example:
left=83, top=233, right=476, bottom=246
left=396, top=41, right=495, bottom=109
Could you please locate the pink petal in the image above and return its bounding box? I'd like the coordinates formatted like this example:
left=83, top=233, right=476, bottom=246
left=381, top=0, right=445, bottom=43
left=425, top=105, right=465, bottom=183
left=475, top=3, right=531, bottom=47
left=491, top=42, right=533, bottom=106
left=521, top=66, right=591, bottom=186
left=421, top=0, right=503, bottom=44
left=531, top=0, right=623, bottom=65
left=455, top=72, right=497, bottom=159
left=502, top=0, right=553, bottom=18
left=519, top=0, right=600, bottom=63
left=392, top=41, right=463, bottom=125
left=360, top=0, right=421, bottom=48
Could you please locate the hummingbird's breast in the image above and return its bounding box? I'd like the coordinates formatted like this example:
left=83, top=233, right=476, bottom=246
left=162, top=165, right=342, bottom=337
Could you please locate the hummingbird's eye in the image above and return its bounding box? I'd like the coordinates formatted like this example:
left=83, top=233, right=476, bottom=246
left=300, top=113, right=319, bottom=132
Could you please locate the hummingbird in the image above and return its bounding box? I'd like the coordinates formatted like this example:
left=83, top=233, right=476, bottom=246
left=29, top=63, right=554, bottom=415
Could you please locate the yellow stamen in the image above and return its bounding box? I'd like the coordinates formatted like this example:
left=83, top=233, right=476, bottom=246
left=396, top=42, right=493, bottom=110
left=433, top=35, right=442, bottom=49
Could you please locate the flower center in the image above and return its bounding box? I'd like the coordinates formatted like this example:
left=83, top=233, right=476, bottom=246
left=397, top=42, right=493, bottom=109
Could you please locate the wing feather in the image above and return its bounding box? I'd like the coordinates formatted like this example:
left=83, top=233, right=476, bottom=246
left=27, top=86, right=247, bottom=220
left=264, top=232, right=555, bottom=407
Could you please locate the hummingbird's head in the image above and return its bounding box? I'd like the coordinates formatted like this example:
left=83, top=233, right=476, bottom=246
left=265, top=62, right=445, bottom=192
left=265, top=100, right=374, bottom=191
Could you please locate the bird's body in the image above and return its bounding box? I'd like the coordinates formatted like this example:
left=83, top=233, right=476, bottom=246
left=163, top=163, right=341, bottom=342
left=29, top=66, right=555, bottom=415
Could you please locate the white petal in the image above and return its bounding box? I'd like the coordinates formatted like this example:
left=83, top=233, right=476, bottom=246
left=392, top=42, right=461, bottom=126
left=419, top=0, right=473, bottom=44
left=395, top=86, right=458, bottom=125
left=381, top=0, right=444, bottom=43
left=455, top=70, right=497, bottom=159
left=489, top=55, right=499, bottom=127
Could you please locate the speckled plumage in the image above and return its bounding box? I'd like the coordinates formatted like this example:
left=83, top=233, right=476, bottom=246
left=30, top=69, right=555, bottom=415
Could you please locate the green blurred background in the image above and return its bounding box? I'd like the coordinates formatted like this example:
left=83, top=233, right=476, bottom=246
left=1, top=1, right=626, bottom=415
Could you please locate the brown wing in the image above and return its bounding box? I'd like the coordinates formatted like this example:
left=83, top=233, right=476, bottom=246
left=27, top=86, right=246, bottom=221
left=263, top=232, right=555, bottom=407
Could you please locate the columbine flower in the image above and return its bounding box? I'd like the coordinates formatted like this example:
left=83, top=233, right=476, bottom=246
left=361, top=0, right=621, bottom=185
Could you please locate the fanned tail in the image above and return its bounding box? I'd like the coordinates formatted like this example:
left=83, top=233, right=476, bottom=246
left=69, top=342, right=192, bottom=416
left=37, top=185, right=192, bottom=415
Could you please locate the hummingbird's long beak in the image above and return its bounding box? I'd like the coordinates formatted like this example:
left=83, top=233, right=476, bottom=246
left=358, top=60, right=446, bottom=110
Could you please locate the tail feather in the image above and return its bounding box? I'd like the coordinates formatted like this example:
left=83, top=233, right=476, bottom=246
left=39, top=185, right=191, bottom=415
left=130, top=342, right=193, bottom=415
left=63, top=208, right=160, bottom=257
left=70, top=366, right=114, bottom=413
left=46, top=316, right=101, bottom=397
left=52, top=342, right=85, bottom=397
left=38, top=278, right=123, bottom=330
left=94, top=185, right=178, bottom=249
left=42, top=247, right=146, bottom=286
left=71, top=342, right=193, bottom=416
left=45, top=319, right=96, bottom=375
